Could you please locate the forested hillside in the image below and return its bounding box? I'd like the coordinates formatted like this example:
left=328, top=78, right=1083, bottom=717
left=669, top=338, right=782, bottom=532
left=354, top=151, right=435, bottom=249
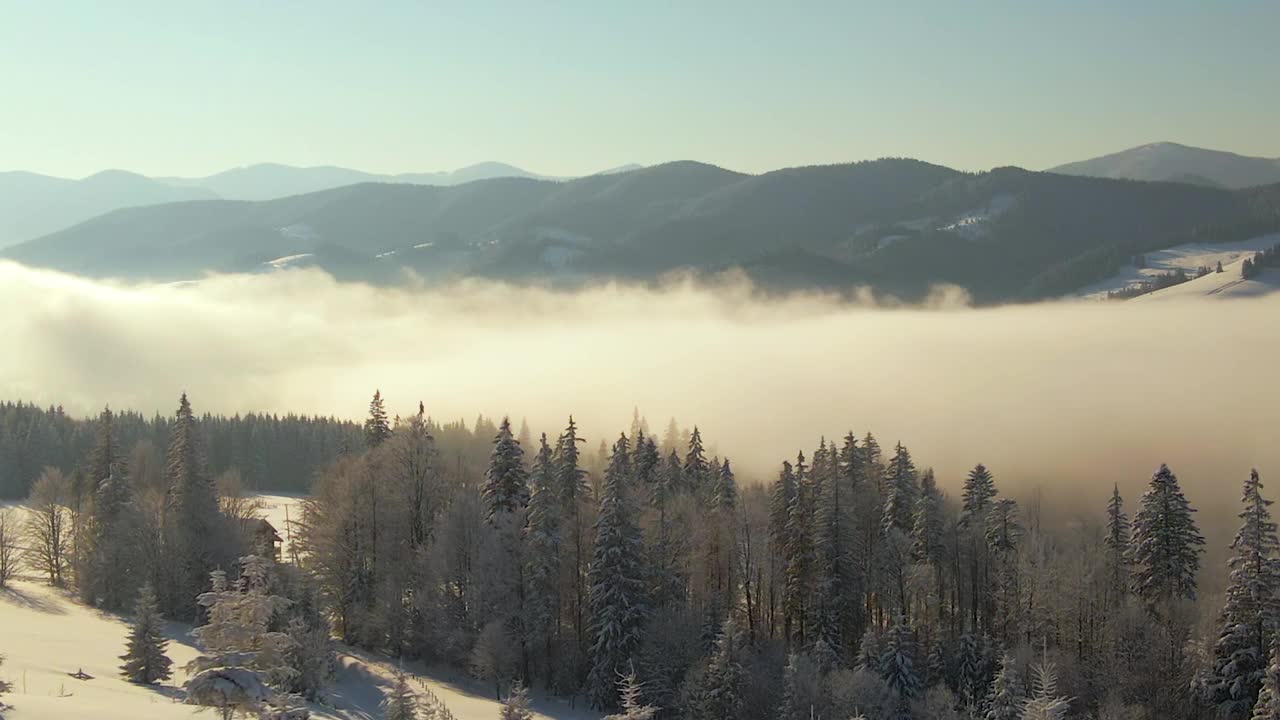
left=2, top=392, right=1275, bottom=719
left=8, top=160, right=1279, bottom=302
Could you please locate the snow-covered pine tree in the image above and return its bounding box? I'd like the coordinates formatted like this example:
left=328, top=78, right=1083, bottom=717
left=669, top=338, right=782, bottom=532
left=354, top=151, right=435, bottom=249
left=1207, top=469, right=1280, bottom=718
left=164, top=393, right=223, bottom=618
left=1253, top=639, right=1280, bottom=720
left=984, top=654, right=1023, bottom=720
left=712, top=457, right=737, bottom=514
left=604, top=670, right=658, bottom=720
left=555, top=416, right=591, bottom=665
left=188, top=555, right=298, bottom=695
left=383, top=670, right=417, bottom=720
left=120, top=584, right=173, bottom=684
left=693, top=617, right=745, bottom=720
left=779, top=652, right=823, bottom=720
left=913, top=468, right=947, bottom=623
left=985, top=499, right=1022, bottom=555
left=838, top=431, right=863, bottom=491
left=364, top=390, right=392, bottom=449
left=632, top=432, right=659, bottom=490
left=684, top=426, right=710, bottom=500
left=881, top=442, right=918, bottom=535
left=1021, top=660, right=1071, bottom=720
left=482, top=416, right=529, bottom=523
left=912, top=469, right=944, bottom=564
left=985, top=499, right=1022, bottom=641
left=771, top=460, right=799, bottom=642
left=953, top=633, right=992, bottom=708
left=815, top=437, right=855, bottom=659
left=878, top=616, right=921, bottom=719
left=587, top=434, right=647, bottom=710
left=857, top=628, right=883, bottom=673
left=1130, top=464, right=1205, bottom=606
left=1104, top=484, right=1131, bottom=608
left=785, top=452, right=816, bottom=647
left=523, top=433, right=561, bottom=677
left=500, top=681, right=535, bottom=720
left=962, top=464, right=998, bottom=526
left=862, top=432, right=884, bottom=491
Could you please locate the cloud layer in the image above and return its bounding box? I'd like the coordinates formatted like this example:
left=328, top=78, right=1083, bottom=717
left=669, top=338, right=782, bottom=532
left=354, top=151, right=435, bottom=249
left=3, top=261, right=1276, bottom=540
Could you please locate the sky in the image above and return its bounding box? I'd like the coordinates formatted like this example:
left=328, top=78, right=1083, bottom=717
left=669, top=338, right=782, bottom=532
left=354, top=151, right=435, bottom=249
left=3, top=0, right=1278, bottom=179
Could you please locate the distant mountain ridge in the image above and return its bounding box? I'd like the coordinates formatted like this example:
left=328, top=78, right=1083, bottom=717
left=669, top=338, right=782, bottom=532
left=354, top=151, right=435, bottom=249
left=1049, top=142, right=1280, bottom=189
left=7, top=158, right=1279, bottom=303
left=0, top=161, right=641, bottom=248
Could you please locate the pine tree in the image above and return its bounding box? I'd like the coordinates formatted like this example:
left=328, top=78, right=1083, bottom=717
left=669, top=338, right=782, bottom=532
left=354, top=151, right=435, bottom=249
left=1022, top=660, right=1071, bottom=720
left=862, top=432, right=884, bottom=491
left=588, top=434, right=647, bottom=710
left=878, top=616, right=921, bottom=718
left=1208, top=469, right=1280, bottom=718
left=120, top=584, right=173, bottom=684
left=79, top=406, right=140, bottom=610
left=985, top=499, right=1022, bottom=555
left=523, top=434, right=561, bottom=679
left=364, top=390, right=392, bottom=449
left=953, top=633, right=990, bottom=707
left=962, top=464, right=998, bottom=526
left=1104, top=484, right=1131, bottom=607
left=482, top=417, right=529, bottom=522
left=383, top=670, right=418, bottom=720
left=693, top=618, right=745, bottom=720
left=500, top=681, right=535, bottom=720
left=838, top=431, right=863, bottom=491
left=816, top=437, right=855, bottom=657
left=164, top=393, right=222, bottom=618
left=1130, top=464, right=1205, bottom=606
left=1253, top=639, right=1280, bottom=720
left=711, top=458, right=737, bottom=513
left=784, top=453, right=816, bottom=647
left=684, top=426, right=710, bottom=499
left=882, top=442, right=918, bottom=535
left=912, top=468, right=945, bottom=564
left=985, top=654, right=1023, bottom=720
left=604, top=670, right=658, bottom=720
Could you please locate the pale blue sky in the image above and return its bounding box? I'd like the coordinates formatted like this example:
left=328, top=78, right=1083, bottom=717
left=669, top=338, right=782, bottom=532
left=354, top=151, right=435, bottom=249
left=3, top=1, right=1277, bottom=178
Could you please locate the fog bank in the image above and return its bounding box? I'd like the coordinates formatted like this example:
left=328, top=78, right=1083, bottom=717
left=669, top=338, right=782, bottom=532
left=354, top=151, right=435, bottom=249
left=2, top=261, right=1276, bottom=536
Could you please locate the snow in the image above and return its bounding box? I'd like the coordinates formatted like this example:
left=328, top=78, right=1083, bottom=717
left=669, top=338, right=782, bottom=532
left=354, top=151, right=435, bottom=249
left=0, top=496, right=601, bottom=720
left=876, top=234, right=909, bottom=250
left=261, top=254, right=317, bottom=271
left=1132, top=258, right=1280, bottom=301
left=937, top=193, right=1016, bottom=239
left=1075, top=234, right=1280, bottom=300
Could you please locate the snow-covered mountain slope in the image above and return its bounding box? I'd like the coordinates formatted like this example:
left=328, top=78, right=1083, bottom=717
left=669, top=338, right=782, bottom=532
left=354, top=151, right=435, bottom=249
left=0, top=498, right=597, bottom=720
left=1131, top=258, right=1280, bottom=301
left=1074, top=234, right=1280, bottom=299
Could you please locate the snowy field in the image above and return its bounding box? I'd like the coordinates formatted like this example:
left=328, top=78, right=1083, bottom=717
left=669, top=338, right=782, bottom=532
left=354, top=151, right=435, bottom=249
left=0, top=497, right=599, bottom=720
left=1074, top=234, right=1280, bottom=300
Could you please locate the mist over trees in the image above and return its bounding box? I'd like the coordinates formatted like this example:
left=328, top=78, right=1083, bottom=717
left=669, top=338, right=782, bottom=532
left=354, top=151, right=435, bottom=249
left=1, top=390, right=1275, bottom=719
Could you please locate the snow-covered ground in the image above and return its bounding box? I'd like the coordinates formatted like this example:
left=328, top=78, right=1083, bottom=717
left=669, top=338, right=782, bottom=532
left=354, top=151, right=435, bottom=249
left=937, top=193, right=1016, bottom=239
left=0, top=497, right=600, bottom=720
left=1131, top=257, right=1280, bottom=301
left=1074, top=234, right=1280, bottom=299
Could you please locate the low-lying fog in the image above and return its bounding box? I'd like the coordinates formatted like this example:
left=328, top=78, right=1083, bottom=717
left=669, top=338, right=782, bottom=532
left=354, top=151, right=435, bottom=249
left=3, top=261, right=1276, bottom=541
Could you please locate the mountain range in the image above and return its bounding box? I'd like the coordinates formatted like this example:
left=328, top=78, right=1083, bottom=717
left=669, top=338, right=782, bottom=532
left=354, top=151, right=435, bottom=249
left=0, top=161, right=642, bottom=249
left=1049, top=142, right=1280, bottom=189
left=6, top=157, right=1279, bottom=303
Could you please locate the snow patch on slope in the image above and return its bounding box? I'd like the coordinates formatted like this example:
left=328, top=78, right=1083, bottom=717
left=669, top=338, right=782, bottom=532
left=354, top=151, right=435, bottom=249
left=1075, top=234, right=1280, bottom=300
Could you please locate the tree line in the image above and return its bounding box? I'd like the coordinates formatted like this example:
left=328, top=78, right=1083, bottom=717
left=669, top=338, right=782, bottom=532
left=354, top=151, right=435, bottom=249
left=3, top=391, right=1278, bottom=720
